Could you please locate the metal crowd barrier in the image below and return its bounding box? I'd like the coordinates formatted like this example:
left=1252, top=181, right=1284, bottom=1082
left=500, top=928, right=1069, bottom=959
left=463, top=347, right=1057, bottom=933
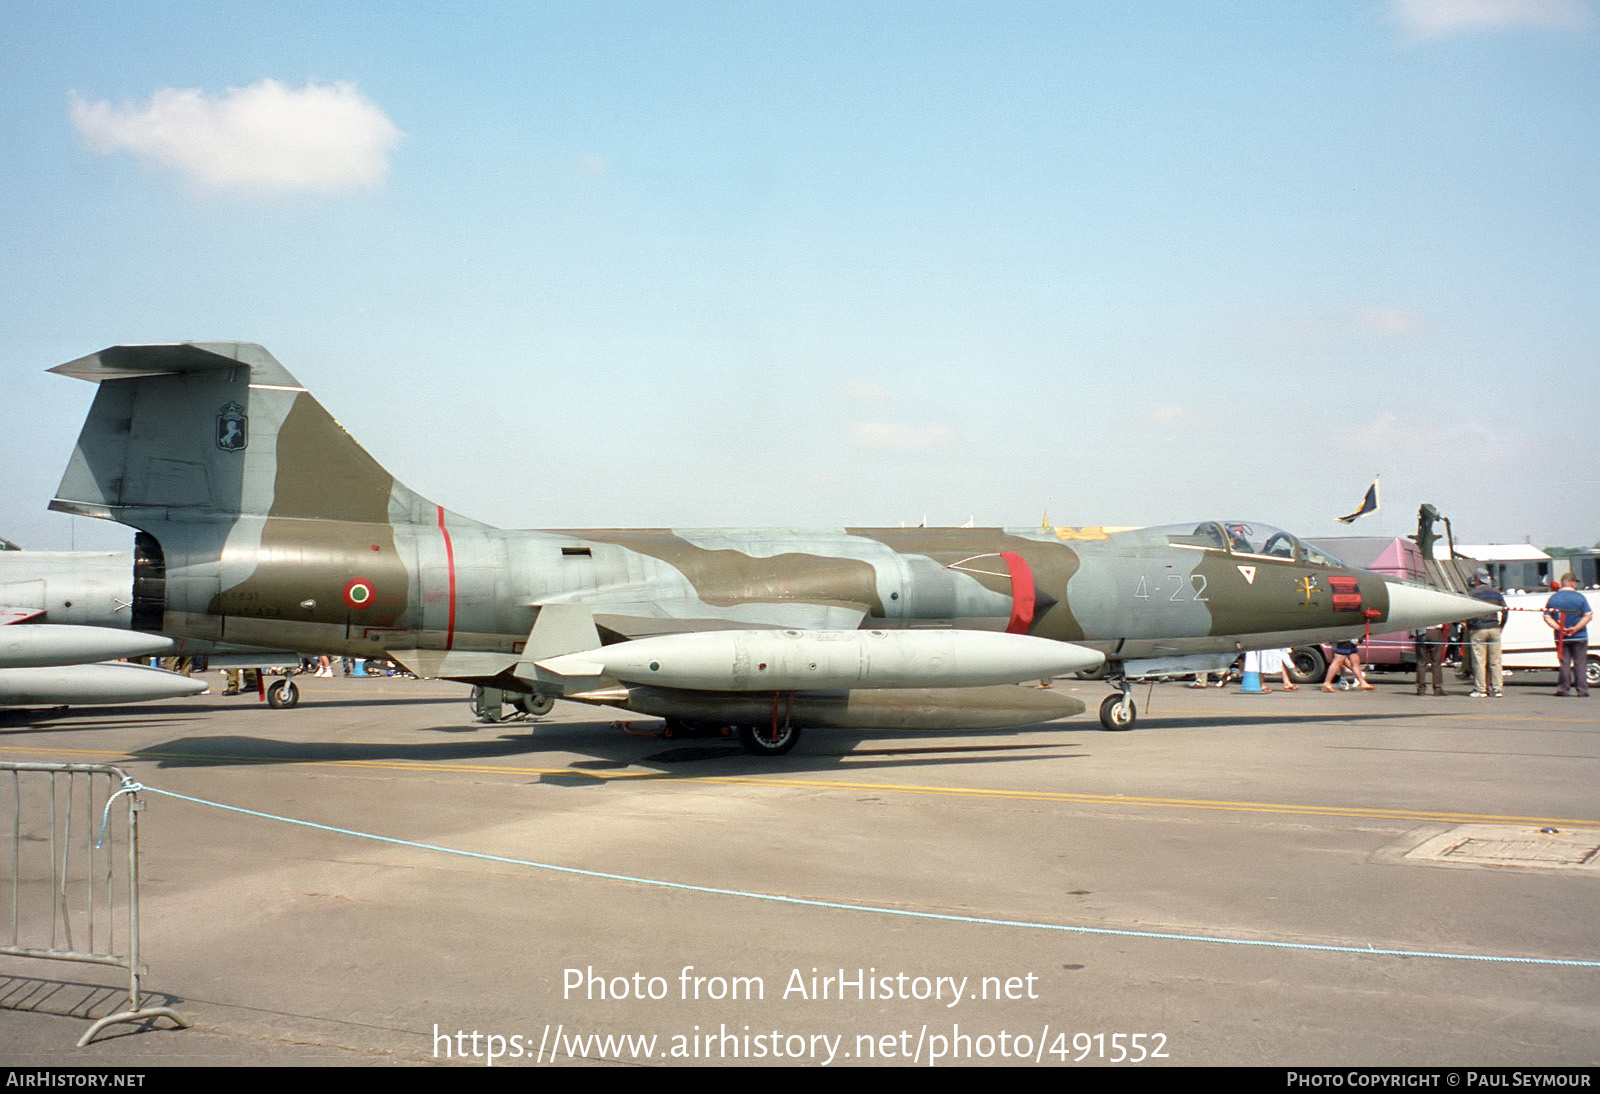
left=2, top=761, right=189, bottom=1046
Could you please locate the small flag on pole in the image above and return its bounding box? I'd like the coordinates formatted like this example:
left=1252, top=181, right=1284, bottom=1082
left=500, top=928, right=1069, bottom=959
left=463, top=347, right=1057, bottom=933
left=1336, top=477, right=1380, bottom=525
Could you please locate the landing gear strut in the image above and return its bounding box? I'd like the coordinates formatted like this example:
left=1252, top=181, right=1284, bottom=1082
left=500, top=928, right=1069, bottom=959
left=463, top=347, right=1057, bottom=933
left=1098, top=681, right=1136, bottom=731
left=266, top=678, right=300, bottom=709
left=470, top=687, right=554, bottom=724
left=740, top=692, right=802, bottom=756
left=739, top=722, right=801, bottom=756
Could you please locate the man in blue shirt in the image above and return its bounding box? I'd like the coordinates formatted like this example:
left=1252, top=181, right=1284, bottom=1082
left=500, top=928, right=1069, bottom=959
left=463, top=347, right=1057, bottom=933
left=1543, top=574, right=1593, bottom=697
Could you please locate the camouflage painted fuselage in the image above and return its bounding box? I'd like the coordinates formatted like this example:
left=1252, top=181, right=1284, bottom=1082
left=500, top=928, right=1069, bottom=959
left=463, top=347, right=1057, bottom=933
left=48, top=344, right=1467, bottom=687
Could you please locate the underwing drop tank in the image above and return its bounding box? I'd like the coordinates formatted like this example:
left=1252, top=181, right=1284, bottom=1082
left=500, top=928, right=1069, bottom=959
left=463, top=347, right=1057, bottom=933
left=0, top=624, right=176, bottom=669
left=0, top=662, right=208, bottom=706
left=572, top=682, right=1086, bottom=731
left=535, top=628, right=1105, bottom=692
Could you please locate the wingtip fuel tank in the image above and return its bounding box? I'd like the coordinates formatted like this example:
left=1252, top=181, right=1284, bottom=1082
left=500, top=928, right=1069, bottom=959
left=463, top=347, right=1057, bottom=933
left=534, top=628, right=1105, bottom=692
left=0, top=662, right=208, bottom=706
left=0, top=624, right=177, bottom=669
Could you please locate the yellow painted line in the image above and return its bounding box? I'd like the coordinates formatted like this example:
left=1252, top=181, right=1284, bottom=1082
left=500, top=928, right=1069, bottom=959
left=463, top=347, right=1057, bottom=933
left=0, top=743, right=587, bottom=780
left=1168, top=706, right=1600, bottom=725
left=6, top=743, right=1595, bottom=831
left=710, top=775, right=1600, bottom=828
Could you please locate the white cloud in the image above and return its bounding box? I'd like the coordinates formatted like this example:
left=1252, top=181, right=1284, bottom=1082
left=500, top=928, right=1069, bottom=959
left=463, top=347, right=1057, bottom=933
left=1340, top=411, right=1522, bottom=467
left=842, top=379, right=894, bottom=404
left=849, top=420, right=961, bottom=450
left=1353, top=306, right=1427, bottom=338
left=1342, top=411, right=1409, bottom=450
left=1141, top=403, right=1189, bottom=428
left=1392, top=0, right=1593, bottom=40
left=69, top=79, right=403, bottom=193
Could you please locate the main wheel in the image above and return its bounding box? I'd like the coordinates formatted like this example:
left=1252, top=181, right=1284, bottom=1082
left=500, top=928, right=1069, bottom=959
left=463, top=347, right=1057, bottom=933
left=1098, top=693, right=1136, bottom=731
left=1287, top=646, right=1326, bottom=684
left=512, top=692, right=555, bottom=717
left=266, top=679, right=300, bottom=709
left=1587, top=657, right=1600, bottom=688
left=739, top=722, right=801, bottom=756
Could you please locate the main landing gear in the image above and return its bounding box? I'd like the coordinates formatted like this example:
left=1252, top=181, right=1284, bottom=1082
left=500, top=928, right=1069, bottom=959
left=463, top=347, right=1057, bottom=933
left=739, top=721, right=802, bottom=756
left=659, top=705, right=803, bottom=756
left=740, top=692, right=802, bottom=756
left=469, top=687, right=555, bottom=724
left=1098, top=680, right=1136, bottom=731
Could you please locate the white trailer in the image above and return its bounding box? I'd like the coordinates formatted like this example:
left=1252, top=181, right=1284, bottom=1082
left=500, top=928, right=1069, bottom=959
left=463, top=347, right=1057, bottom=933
left=1500, top=590, right=1599, bottom=686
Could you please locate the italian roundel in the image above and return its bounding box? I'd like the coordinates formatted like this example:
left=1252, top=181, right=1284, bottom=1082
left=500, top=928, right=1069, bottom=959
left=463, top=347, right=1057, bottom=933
left=343, top=578, right=375, bottom=610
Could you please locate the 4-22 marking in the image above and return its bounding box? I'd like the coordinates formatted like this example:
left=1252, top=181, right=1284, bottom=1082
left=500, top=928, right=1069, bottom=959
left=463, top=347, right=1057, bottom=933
left=1134, top=574, right=1207, bottom=602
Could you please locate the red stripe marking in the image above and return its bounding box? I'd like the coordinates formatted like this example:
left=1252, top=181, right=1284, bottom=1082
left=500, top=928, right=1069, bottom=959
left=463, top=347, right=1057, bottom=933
left=1001, top=551, right=1036, bottom=634
left=438, top=505, right=457, bottom=650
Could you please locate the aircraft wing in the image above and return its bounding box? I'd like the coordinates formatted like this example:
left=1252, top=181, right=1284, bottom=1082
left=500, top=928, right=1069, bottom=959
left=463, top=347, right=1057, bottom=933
left=389, top=600, right=873, bottom=684
left=584, top=600, right=871, bottom=640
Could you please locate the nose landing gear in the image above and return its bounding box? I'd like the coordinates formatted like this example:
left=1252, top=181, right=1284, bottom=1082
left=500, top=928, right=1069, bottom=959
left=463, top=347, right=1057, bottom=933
left=1098, top=680, right=1136, bottom=731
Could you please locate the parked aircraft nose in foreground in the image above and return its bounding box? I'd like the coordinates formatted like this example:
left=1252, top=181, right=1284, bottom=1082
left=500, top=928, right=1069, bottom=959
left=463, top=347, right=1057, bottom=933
left=45, top=343, right=1489, bottom=751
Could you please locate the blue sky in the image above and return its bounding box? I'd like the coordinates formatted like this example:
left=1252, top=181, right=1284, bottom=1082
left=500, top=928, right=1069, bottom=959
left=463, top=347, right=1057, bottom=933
left=3, top=1, right=1596, bottom=552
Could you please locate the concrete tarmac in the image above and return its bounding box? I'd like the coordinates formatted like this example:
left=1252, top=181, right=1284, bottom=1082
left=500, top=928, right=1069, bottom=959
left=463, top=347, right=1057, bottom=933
left=1, top=668, right=1596, bottom=1067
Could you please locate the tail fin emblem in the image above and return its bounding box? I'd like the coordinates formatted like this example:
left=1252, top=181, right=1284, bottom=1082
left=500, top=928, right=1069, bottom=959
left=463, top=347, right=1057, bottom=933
left=216, top=402, right=248, bottom=451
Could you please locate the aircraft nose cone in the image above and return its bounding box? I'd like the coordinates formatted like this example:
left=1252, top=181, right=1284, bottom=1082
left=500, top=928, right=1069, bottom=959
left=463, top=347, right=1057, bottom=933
left=1382, top=580, right=1494, bottom=632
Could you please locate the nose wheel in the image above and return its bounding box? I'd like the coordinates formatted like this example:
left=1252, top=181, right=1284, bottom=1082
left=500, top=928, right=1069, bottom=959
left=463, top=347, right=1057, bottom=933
left=1098, top=689, right=1136, bottom=731
left=266, top=678, right=300, bottom=709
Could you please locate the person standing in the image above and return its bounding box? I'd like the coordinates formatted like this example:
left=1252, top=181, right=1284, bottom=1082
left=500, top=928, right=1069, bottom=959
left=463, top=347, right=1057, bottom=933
left=1467, top=567, right=1507, bottom=698
left=1543, top=574, right=1592, bottom=697
left=1260, top=647, right=1298, bottom=690
left=1321, top=638, right=1374, bottom=691
left=1413, top=624, right=1447, bottom=695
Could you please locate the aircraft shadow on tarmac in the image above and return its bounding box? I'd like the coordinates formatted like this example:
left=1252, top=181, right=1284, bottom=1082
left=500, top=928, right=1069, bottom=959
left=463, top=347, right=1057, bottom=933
left=120, top=720, right=1092, bottom=779
left=0, top=690, right=461, bottom=731
left=114, top=701, right=1464, bottom=782
left=0, top=710, right=203, bottom=734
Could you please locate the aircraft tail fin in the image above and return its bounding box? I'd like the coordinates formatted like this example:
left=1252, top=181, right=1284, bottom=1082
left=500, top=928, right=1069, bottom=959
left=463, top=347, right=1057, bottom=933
left=49, top=342, right=471, bottom=531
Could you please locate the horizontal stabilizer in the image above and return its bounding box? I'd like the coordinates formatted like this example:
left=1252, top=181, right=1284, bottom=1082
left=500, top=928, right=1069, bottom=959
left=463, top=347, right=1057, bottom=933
left=50, top=342, right=301, bottom=388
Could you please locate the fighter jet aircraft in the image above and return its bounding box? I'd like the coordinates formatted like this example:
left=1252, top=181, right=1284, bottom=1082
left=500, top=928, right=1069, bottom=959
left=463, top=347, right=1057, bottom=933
left=44, top=343, right=1487, bottom=752
left=0, top=549, right=207, bottom=706
left=1, top=545, right=314, bottom=709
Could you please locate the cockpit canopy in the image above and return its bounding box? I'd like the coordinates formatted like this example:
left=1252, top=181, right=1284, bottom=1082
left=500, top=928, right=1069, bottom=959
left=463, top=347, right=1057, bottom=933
left=1153, top=522, right=1345, bottom=568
